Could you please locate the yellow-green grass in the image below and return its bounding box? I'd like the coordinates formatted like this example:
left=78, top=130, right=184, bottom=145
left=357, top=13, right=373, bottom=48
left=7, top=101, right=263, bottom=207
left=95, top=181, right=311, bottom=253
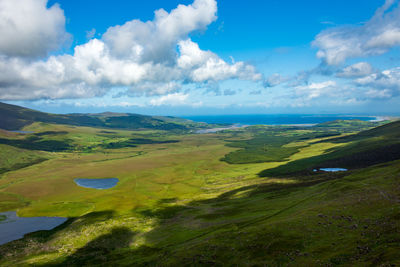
left=0, top=123, right=346, bottom=218
left=2, top=122, right=397, bottom=265
left=0, top=144, right=49, bottom=185
left=0, top=134, right=257, bottom=217
left=1, top=159, right=399, bottom=265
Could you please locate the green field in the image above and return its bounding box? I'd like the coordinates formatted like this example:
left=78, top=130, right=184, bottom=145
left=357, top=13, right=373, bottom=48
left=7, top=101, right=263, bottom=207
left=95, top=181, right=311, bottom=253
left=0, top=111, right=399, bottom=266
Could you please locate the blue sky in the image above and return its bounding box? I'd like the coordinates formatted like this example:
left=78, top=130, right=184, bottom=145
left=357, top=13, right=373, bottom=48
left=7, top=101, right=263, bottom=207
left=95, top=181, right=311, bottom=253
left=1, top=0, right=399, bottom=115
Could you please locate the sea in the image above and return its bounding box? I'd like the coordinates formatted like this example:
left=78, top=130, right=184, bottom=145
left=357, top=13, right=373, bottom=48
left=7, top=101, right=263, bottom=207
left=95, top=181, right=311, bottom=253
left=182, top=114, right=377, bottom=125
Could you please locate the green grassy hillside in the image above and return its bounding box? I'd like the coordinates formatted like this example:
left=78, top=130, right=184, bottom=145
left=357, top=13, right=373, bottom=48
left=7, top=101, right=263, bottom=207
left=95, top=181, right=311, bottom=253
left=221, top=120, right=382, bottom=165
left=0, top=144, right=48, bottom=175
left=259, top=120, right=400, bottom=177
left=0, top=102, right=193, bottom=131
left=0, top=107, right=398, bottom=266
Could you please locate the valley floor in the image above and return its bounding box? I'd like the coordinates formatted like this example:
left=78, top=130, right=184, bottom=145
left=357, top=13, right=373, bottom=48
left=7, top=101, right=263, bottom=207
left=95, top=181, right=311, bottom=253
left=0, top=120, right=399, bottom=266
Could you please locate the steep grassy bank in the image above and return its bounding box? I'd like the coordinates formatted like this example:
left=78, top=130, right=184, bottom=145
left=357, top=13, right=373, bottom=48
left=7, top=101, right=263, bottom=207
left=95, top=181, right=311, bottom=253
left=260, top=120, right=400, bottom=177
left=221, top=120, right=383, bottom=165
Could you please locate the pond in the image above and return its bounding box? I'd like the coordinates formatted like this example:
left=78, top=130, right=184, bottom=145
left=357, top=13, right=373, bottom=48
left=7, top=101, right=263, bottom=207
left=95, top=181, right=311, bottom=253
left=74, top=178, right=119, bottom=189
left=0, top=211, right=67, bottom=245
left=314, top=168, right=348, bottom=172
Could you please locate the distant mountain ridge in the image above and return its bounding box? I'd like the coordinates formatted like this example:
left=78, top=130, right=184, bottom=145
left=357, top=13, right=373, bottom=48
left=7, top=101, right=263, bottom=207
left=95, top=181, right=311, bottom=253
left=0, top=102, right=192, bottom=131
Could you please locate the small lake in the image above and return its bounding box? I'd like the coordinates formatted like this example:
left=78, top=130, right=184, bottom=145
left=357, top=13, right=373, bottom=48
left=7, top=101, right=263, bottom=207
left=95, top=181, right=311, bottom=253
left=314, top=168, right=348, bottom=172
left=74, top=178, right=119, bottom=189
left=0, top=211, right=67, bottom=245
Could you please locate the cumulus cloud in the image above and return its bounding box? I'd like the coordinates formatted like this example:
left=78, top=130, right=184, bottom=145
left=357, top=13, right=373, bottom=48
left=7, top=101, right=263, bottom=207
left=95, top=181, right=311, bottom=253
left=0, top=0, right=260, bottom=100
left=337, top=62, right=374, bottom=78
left=264, top=64, right=339, bottom=90
left=291, top=67, right=400, bottom=103
left=295, top=80, right=337, bottom=100
left=0, top=0, right=69, bottom=58
left=354, top=67, right=400, bottom=98
left=149, top=92, right=189, bottom=106
left=103, top=0, right=217, bottom=63
left=313, top=0, right=400, bottom=65
left=178, top=39, right=261, bottom=82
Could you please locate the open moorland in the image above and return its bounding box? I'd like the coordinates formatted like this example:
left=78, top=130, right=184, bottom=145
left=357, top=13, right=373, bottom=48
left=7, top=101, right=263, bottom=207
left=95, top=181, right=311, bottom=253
left=0, top=102, right=399, bottom=266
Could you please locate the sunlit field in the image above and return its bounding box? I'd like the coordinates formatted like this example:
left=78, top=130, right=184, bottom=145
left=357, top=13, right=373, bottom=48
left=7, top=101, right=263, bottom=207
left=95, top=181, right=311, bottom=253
left=1, top=118, right=399, bottom=266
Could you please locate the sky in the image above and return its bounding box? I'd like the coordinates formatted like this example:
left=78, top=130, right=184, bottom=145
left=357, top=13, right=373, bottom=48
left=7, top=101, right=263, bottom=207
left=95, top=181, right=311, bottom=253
left=0, top=0, right=400, bottom=115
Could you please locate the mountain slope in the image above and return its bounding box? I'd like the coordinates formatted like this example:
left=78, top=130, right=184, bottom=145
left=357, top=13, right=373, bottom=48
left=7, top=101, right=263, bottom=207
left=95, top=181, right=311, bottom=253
left=259, top=120, right=400, bottom=176
left=0, top=102, right=190, bottom=131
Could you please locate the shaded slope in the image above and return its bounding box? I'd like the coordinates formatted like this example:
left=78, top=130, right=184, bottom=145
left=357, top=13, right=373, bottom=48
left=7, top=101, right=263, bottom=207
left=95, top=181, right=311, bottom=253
left=0, top=144, right=48, bottom=174
left=314, top=119, right=377, bottom=130
left=0, top=102, right=189, bottom=131
left=259, top=120, right=400, bottom=177
left=220, top=120, right=378, bottom=165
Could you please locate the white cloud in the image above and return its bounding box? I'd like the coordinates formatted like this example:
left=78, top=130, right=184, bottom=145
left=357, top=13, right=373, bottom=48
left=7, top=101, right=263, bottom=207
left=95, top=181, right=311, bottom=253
left=365, top=89, right=393, bottom=99
left=354, top=67, right=400, bottom=98
left=0, top=0, right=260, bottom=100
left=103, top=0, right=217, bottom=63
left=177, top=39, right=261, bottom=82
left=130, top=82, right=181, bottom=96
left=149, top=92, right=189, bottom=106
left=337, top=62, right=374, bottom=78
left=313, top=0, right=400, bottom=65
left=295, top=81, right=337, bottom=100
left=291, top=67, right=400, bottom=103
left=285, top=80, right=370, bottom=107
left=0, top=0, right=69, bottom=58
